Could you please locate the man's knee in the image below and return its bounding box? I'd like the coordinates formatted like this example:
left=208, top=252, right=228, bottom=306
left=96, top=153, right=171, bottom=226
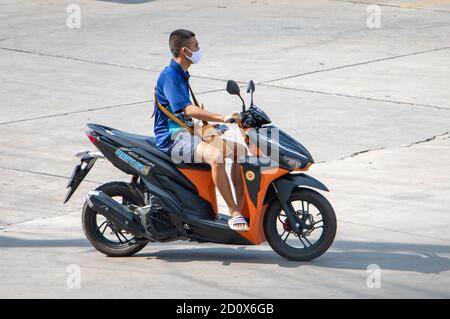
left=204, top=146, right=225, bottom=165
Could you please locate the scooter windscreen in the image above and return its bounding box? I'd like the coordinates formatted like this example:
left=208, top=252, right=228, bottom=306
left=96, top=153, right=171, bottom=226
left=247, top=125, right=314, bottom=170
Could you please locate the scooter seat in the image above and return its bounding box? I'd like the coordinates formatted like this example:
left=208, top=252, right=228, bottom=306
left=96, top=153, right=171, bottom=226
left=108, top=129, right=211, bottom=170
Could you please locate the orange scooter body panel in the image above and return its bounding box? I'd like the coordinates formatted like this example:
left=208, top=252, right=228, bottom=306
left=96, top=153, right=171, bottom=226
left=238, top=167, right=289, bottom=244
left=180, top=166, right=294, bottom=245
left=179, top=168, right=219, bottom=215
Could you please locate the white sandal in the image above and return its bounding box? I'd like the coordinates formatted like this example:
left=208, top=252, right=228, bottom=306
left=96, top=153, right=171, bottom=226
left=228, top=215, right=249, bottom=232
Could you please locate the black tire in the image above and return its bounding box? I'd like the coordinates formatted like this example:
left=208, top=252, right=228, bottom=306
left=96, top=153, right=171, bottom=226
left=264, top=188, right=337, bottom=261
left=82, top=181, right=148, bottom=257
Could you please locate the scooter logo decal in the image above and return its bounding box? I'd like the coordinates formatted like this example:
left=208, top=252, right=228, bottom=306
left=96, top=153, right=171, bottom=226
left=115, top=149, right=151, bottom=175
left=245, top=170, right=255, bottom=181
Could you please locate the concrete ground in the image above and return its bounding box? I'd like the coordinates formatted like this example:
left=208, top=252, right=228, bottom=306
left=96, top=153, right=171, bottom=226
left=0, top=0, right=449, bottom=298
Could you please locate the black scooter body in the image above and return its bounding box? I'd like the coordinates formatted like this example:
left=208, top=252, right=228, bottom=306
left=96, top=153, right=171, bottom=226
left=64, top=80, right=337, bottom=261
left=81, top=123, right=253, bottom=245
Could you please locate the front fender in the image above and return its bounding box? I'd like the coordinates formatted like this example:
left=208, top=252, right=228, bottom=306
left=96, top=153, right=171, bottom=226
left=270, top=173, right=329, bottom=203
left=261, top=173, right=329, bottom=234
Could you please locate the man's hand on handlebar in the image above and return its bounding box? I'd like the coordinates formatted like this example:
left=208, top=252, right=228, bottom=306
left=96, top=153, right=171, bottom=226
left=223, top=112, right=242, bottom=124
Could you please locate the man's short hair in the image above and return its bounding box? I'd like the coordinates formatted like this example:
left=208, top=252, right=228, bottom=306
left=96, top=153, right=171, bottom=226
left=169, top=29, right=195, bottom=57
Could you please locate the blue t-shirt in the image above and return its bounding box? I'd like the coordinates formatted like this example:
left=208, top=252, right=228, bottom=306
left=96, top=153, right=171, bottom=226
left=153, top=59, right=192, bottom=150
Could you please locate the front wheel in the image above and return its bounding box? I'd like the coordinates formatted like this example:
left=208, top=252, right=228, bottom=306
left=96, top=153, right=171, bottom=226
left=264, top=188, right=337, bottom=261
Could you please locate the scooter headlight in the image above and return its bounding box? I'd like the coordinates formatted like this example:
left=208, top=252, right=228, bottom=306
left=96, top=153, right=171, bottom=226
left=281, top=155, right=305, bottom=170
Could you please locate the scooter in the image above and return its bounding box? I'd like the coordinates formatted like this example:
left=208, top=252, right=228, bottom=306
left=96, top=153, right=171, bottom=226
left=63, top=80, right=337, bottom=261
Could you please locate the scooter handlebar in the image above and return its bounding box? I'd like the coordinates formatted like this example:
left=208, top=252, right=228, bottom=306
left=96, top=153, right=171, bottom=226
left=225, top=118, right=236, bottom=124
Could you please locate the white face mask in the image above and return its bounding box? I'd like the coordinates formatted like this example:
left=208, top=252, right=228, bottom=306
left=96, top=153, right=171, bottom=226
left=185, top=48, right=202, bottom=64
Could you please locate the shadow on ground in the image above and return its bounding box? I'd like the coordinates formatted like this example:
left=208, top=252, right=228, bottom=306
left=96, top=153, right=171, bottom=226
left=138, top=241, right=450, bottom=274
left=1, top=234, right=449, bottom=274
left=97, top=0, right=155, bottom=4
left=0, top=235, right=89, bottom=248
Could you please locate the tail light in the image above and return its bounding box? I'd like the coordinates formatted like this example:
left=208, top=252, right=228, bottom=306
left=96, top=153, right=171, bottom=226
left=85, top=130, right=99, bottom=145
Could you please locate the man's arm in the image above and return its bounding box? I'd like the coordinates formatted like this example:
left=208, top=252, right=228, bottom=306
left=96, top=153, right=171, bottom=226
left=162, top=75, right=241, bottom=123
left=184, top=104, right=225, bottom=122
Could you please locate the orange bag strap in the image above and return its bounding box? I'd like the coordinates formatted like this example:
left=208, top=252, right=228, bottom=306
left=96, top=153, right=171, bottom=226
left=188, top=83, right=208, bottom=126
left=153, top=91, right=194, bottom=135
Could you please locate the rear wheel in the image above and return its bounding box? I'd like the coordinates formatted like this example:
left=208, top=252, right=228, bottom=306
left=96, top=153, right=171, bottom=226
left=264, top=188, right=337, bottom=261
left=82, top=181, right=148, bottom=257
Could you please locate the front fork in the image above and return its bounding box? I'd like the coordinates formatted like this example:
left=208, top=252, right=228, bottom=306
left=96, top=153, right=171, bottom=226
left=271, top=173, right=330, bottom=234
left=272, top=182, right=304, bottom=234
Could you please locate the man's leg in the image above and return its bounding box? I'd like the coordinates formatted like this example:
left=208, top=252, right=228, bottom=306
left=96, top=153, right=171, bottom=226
left=225, top=140, right=246, bottom=212
left=231, top=162, right=244, bottom=211
left=195, top=140, right=237, bottom=213
left=194, top=140, right=247, bottom=230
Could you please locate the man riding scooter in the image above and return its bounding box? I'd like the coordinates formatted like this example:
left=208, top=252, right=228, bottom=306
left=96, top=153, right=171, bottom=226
left=64, top=31, right=337, bottom=260
left=153, top=29, right=249, bottom=231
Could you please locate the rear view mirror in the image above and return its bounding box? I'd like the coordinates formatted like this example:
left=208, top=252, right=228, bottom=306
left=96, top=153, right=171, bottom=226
left=226, top=80, right=246, bottom=112
left=226, top=80, right=241, bottom=96
left=247, top=80, right=255, bottom=93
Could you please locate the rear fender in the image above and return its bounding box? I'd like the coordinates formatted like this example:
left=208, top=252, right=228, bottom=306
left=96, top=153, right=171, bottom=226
left=63, top=151, right=105, bottom=203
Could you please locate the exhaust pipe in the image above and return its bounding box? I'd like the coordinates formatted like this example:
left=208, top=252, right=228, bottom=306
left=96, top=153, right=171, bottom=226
left=86, top=190, right=146, bottom=238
